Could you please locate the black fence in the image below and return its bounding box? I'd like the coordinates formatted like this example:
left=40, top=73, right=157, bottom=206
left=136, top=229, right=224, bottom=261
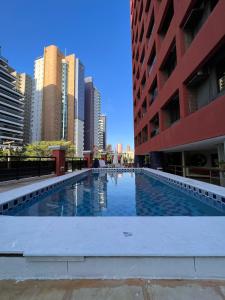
left=0, top=156, right=56, bottom=182
left=65, top=157, right=88, bottom=172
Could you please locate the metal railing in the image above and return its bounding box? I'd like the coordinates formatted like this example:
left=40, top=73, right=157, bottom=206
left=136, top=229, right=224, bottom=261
left=0, top=156, right=56, bottom=182
left=65, top=157, right=88, bottom=172
left=165, top=165, right=224, bottom=186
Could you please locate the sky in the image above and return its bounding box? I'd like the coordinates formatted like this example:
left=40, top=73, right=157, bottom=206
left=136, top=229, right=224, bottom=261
left=0, top=0, right=134, bottom=150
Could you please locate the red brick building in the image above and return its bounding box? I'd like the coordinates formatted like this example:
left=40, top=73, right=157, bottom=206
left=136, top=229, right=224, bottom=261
left=130, top=0, right=225, bottom=184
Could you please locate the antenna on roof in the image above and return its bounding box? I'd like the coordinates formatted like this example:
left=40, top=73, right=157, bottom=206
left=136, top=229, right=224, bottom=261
left=0, top=46, right=2, bottom=56
left=65, top=48, right=67, bottom=56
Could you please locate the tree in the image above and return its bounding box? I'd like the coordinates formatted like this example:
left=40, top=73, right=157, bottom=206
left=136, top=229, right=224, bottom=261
left=24, top=141, right=76, bottom=157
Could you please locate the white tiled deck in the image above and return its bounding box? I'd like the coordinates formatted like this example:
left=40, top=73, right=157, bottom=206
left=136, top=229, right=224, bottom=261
left=0, top=168, right=225, bottom=279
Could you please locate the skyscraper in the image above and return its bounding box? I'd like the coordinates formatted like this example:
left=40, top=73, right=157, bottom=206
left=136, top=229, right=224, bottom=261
left=0, top=51, right=24, bottom=146
left=84, top=77, right=101, bottom=151
left=12, top=72, right=32, bottom=144
left=130, top=1, right=225, bottom=180
left=31, top=45, right=85, bottom=156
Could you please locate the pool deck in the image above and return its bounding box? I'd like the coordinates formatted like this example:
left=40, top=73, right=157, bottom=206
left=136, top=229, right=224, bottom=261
left=1, top=169, right=225, bottom=280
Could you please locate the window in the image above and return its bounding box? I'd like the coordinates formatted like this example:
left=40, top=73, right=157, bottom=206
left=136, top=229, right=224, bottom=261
left=216, top=59, right=225, bottom=93
left=162, top=92, right=180, bottom=128
left=147, top=44, right=156, bottom=74
left=182, top=0, right=219, bottom=48
left=139, top=0, right=143, bottom=21
left=150, top=113, right=159, bottom=138
left=142, top=98, right=147, bottom=117
left=149, top=78, right=158, bottom=105
left=145, top=0, right=151, bottom=12
left=146, top=10, right=155, bottom=39
left=140, top=47, right=145, bottom=64
left=136, top=68, right=140, bottom=80
left=185, top=43, right=225, bottom=113
left=141, top=73, right=146, bottom=90
left=142, top=125, right=148, bottom=143
left=160, top=40, right=177, bottom=79
left=158, top=0, right=174, bottom=36
left=139, top=24, right=144, bottom=42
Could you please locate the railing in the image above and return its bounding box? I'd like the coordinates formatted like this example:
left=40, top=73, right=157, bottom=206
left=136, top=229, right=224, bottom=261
left=0, top=156, right=56, bottom=182
left=165, top=165, right=224, bottom=186
left=65, top=157, right=88, bottom=172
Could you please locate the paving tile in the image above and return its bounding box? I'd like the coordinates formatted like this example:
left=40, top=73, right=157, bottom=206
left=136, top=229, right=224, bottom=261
left=71, top=286, right=144, bottom=300
left=148, top=284, right=223, bottom=300
left=0, top=284, right=144, bottom=300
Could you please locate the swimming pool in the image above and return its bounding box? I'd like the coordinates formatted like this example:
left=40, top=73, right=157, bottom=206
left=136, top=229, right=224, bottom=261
left=6, top=170, right=225, bottom=216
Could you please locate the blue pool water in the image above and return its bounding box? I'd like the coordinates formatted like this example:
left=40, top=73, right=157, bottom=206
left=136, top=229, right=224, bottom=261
left=9, top=171, right=225, bottom=216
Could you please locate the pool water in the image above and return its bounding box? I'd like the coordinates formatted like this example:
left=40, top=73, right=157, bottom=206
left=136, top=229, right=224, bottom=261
left=9, top=171, right=225, bottom=216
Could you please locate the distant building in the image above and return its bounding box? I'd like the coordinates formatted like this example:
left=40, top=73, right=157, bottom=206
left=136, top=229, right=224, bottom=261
left=126, top=144, right=131, bottom=152
left=84, top=77, right=101, bottom=151
left=0, top=51, right=24, bottom=146
left=31, top=45, right=85, bottom=156
left=12, top=72, right=32, bottom=144
left=99, top=114, right=107, bottom=151
left=116, top=143, right=123, bottom=154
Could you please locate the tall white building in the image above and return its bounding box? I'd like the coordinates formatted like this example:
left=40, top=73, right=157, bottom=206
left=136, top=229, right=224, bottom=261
left=74, top=59, right=85, bottom=157
left=31, top=57, right=44, bottom=142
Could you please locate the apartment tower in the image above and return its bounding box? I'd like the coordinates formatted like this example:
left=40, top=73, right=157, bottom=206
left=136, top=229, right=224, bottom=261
left=131, top=0, right=225, bottom=184
left=12, top=72, right=32, bottom=144
left=84, top=77, right=101, bottom=151
left=0, top=51, right=24, bottom=146
left=31, top=45, right=85, bottom=156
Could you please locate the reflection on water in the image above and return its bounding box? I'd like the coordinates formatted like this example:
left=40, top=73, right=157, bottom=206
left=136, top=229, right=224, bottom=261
left=11, top=171, right=225, bottom=216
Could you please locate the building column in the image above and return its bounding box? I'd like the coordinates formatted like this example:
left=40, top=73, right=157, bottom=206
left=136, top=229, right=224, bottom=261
left=182, top=151, right=186, bottom=177
left=217, top=143, right=225, bottom=186
left=49, top=146, right=66, bottom=176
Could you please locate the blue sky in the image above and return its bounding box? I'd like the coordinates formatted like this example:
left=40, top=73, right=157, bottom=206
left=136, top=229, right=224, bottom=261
left=0, top=0, right=134, bottom=150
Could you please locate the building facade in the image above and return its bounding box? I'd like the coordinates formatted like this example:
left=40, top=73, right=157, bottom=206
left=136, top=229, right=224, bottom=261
left=31, top=57, right=44, bottom=142
left=84, top=77, right=101, bottom=151
left=0, top=53, right=24, bottom=146
left=31, top=45, right=85, bottom=156
left=12, top=72, right=32, bottom=144
left=131, top=0, right=225, bottom=183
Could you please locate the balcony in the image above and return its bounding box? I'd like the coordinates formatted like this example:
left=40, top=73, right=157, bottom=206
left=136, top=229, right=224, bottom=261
left=0, top=97, right=24, bottom=112
left=0, top=114, right=23, bottom=126
left=0, top=84, right=23, bottom=97
left=0, top=90, right=24, bottom=104
left=0, top=122, right=23, bottom=133
left=0, top=68, right=16, bottom=81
